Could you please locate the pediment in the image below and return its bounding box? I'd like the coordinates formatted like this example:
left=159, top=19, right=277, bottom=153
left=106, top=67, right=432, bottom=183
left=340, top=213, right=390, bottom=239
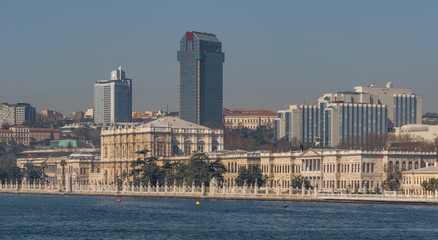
left=299, top=148, right=321, bottom=158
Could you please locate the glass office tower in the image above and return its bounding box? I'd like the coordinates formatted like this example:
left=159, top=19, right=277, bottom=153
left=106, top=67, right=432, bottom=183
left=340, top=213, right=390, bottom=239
left=94, top=66, right=132, bottom=124
left=177, top=31, right=225, bottom=128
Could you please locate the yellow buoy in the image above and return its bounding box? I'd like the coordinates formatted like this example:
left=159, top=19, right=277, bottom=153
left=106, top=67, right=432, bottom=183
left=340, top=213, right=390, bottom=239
left=196, top=201, right=200, bottom=205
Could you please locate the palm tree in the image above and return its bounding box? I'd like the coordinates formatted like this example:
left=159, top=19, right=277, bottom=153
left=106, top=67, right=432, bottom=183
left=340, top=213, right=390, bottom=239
left=40, top=161, right=48, bottom=185
left=60, top=159, right=67, bottom=187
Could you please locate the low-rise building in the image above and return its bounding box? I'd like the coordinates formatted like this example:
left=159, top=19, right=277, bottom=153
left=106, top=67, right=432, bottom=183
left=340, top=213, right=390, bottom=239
left=0, top=125, right=60, bottom=145
left=29, top=128, right=61, bottom=142
left=394, top=124, right=438, bottom=142
left=402, top=166, right=438, bottom=195
left=84, top=108, right=94, bottom=119
left=223, top=109, right=277, bottom=129
left=41, top=109, right=64, bottom=120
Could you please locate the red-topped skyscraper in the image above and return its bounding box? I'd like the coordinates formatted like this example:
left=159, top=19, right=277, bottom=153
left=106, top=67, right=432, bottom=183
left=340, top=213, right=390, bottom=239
left=177, top=31, right=225, bottom=128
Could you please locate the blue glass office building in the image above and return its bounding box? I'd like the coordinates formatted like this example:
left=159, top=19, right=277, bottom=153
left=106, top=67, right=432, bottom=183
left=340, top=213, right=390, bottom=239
left=177, top=31, right=225, bottom=128
left=393, top=94, right=417, bottom=127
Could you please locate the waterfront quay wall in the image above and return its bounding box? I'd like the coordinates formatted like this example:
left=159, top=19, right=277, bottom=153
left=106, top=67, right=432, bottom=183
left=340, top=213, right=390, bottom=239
left=2, top=180, right=438, bottom=204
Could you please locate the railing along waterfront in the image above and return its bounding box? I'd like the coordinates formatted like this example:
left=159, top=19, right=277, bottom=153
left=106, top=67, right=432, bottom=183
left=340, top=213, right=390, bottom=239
left=1, top=179, right=438, bottom=202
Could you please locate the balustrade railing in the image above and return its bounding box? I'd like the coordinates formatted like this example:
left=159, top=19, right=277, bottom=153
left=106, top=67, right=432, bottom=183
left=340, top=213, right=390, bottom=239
left=1, top=179, right=438, bottom=201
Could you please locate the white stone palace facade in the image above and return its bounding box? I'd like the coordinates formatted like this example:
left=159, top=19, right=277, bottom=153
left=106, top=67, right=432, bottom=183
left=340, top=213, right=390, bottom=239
left=18, top=148, right=436, bottom=194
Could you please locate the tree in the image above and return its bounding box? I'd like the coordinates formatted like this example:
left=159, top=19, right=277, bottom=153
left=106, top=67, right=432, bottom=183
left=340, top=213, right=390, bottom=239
left=382, top=172, right=402, bottom=191
left=224, top=126, right=302, bottom=152
left=183, top=152, right=212, bottom=186
left=421, top=178, right=438, bottom=192
left=40, top=161, right=48, bottom=184
left=139, top=163, right=166, bottom=186
left=291, top=175, right=312, bottom=190
left=130, top=148, right=162, bottom=185
left=60, top=159, right=67, bottom=186
left=130, top=152, right=227, bottom=187
left=23, top=164, right=42, bottom=184
left=235, top=165, right=267, bottom=187
left=207, top=160, right=227, bottom=184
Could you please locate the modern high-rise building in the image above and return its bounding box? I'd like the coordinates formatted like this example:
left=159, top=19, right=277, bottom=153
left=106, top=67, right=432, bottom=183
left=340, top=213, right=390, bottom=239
left=177, top=31, right=225, bottom=128
left=0, top=103, right=35, bottom=125
left=275, top=83, right=420, bottom=148
left=354, top=82, right=422, bottom=128
left=94, top=66, right=132, bottom=124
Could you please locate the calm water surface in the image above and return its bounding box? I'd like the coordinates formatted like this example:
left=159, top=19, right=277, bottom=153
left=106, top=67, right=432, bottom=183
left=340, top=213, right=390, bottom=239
left=0, top=193, right=437, bottom=239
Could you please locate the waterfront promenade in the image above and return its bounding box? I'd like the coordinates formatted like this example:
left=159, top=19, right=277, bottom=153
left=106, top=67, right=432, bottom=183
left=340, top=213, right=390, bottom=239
left=1, top=179, right=438, bottom=204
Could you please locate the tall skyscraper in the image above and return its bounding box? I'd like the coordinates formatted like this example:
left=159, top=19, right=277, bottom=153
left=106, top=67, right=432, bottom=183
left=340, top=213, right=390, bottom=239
left=177, top=31, right=225, bottom=128
left=94, top=66, right=132, bottom=124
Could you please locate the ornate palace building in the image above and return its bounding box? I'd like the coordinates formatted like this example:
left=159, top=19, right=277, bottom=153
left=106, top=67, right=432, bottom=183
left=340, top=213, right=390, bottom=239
left=18, top=148, right=436, bottom=194
left=98, top=117, right=224, bottom=183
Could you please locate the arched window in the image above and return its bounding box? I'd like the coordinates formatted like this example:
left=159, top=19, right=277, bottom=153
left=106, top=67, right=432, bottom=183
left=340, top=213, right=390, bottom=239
left=172, top=145, right=180, bottom=156
left=197, top=141, right=205, bottom=152
left=395, top=162, right=400, bottom=172
left=415, top=162, right=419, bottom=169
left=388, top=161, right=393, bottom=172
left=186, top=141, right=193, bottom=155
left=408, top=162, right=413, bottom=170
left=402, top=162, right=406, bottom=171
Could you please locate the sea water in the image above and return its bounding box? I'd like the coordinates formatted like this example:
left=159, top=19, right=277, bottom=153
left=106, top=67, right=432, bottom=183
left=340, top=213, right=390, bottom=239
left=0, top=193, right=437, bottom=239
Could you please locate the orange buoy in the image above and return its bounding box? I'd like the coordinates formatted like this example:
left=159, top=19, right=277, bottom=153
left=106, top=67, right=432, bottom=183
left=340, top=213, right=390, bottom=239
left=117, top=199, right=121, bottom=203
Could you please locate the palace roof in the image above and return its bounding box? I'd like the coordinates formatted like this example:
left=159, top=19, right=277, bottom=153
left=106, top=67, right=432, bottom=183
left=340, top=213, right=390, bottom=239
left=403, top=165, right=438, bottom=173
left=223, top=109, right=277, bottom=116
left=144, top=117, right=210, bottom=130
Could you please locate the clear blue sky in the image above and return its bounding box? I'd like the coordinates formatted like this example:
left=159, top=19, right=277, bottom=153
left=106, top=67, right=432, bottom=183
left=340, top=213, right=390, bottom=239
left=1, top=0, right=437, bottom=115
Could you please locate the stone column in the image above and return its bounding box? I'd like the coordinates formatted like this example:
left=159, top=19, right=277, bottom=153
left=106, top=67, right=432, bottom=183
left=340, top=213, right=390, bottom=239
left=122, top=181, right=127, bottom=194
left=201, top=182, right=205, bottom=196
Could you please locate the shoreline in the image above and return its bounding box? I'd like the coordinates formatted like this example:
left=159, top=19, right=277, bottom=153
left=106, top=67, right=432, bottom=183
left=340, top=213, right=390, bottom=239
left=2, top=191, right=438, bottom=206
